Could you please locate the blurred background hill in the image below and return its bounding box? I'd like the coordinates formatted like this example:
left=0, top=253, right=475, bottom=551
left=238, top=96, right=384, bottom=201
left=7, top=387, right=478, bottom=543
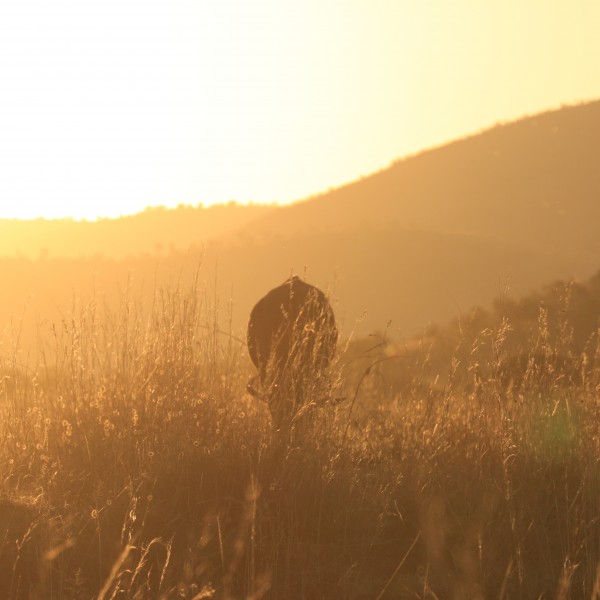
left=0, top=203, right=274, bottom=259
left=235, top=99, right=600, bottom=256
left=0, top=100, right=599, bottom=354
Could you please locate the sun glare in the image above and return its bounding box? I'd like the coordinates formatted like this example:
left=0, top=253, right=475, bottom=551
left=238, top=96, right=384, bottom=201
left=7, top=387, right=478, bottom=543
left=0, top=0, right=598, bottom=220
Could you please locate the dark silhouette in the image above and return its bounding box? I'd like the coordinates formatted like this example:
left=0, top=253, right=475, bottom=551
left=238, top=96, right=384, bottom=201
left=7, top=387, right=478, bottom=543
left=247, top=276, right=337, bottom=427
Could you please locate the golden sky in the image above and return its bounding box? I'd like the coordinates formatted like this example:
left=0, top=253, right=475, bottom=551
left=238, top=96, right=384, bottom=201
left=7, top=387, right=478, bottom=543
left=0, top=0, right=598, bottom=220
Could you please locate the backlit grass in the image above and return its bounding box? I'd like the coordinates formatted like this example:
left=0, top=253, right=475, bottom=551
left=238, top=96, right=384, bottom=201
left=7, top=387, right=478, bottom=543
left=0, top=281, right=598, bottom=599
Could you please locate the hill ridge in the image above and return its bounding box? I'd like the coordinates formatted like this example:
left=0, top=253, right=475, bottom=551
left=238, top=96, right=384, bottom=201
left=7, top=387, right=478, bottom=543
left=0, top=99, right=599, bottom=344
left=232, top=98, right=600, bottom=255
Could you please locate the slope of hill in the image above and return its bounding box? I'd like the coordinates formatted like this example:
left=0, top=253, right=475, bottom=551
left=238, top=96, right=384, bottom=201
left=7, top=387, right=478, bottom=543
left=1, top=101, right=599, bottom=350
left=233, top=100, right=600, bottom=256
left=205, top=226, right=590, bottom=336
left=0, top=225, right=587, bottom=364
left=0, top=203, right=275, bottom=259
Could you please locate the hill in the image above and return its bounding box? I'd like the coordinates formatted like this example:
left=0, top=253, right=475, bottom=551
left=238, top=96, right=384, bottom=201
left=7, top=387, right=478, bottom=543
left=0, top=202, right=274, bottom=259
left=0, top=226, right=585, bottom=365
left=234, top=100, right=600, bottom=256
left=208, top=100, right=600, bottom=336
left=0, top=101, right=599, bottom=348
left=345, top=266, right=600, bottom=400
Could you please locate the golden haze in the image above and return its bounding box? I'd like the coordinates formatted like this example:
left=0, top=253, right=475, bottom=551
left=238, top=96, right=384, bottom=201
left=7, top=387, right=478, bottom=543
left=0, top=101, right=598, bottom=597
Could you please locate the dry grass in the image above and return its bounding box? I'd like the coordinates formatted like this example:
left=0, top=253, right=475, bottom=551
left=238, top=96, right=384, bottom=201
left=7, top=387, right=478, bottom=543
left=0, top=279, right=599, bottom=599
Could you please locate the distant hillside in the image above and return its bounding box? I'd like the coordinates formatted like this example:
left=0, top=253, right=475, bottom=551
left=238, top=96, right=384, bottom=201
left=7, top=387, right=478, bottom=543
left=0, top=203, right=274, bottom=259
left=200, top=100, right=599, bottom=337
left=0, top=225, right=586, bottom=360
left=1, top=101, right=599, bottom=352
left=458, top=268, right=600, bottom=353
left=204, top=226, right=585, bottom=335
left=341, top=266, right=600, bottom=403
left=233, top=100, right=600, bottom=256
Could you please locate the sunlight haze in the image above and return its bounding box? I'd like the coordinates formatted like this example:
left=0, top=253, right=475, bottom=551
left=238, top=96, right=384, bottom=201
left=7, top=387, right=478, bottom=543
left=0, top=0, right=598, bottom=220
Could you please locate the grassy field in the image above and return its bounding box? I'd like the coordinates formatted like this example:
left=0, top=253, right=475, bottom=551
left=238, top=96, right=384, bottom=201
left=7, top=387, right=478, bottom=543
left=0, top=281, right=599, bottom=599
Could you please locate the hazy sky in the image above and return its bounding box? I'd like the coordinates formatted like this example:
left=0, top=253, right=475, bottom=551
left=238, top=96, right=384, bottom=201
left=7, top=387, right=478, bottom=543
left=1, top=1, right=598, bottom=220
